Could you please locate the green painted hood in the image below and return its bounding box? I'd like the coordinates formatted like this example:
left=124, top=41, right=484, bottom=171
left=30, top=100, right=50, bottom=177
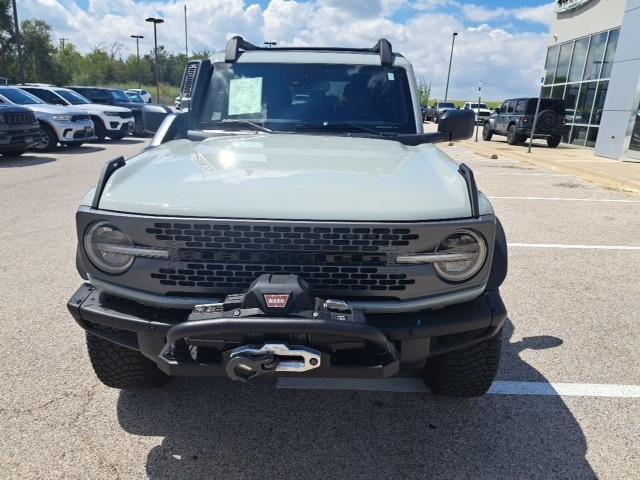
left=97, top=133, right=480, bottom=221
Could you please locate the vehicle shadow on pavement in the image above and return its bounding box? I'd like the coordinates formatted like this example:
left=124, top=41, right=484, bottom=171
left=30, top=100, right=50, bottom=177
left=117, top=320, right=594, bottom=480
left=0, top=155, right=55, bottom=168
left=60, top=146, right=105, bottom=154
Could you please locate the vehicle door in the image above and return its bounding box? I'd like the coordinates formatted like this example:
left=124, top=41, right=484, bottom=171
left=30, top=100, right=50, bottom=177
left=495, top=102, right=509, bottom=133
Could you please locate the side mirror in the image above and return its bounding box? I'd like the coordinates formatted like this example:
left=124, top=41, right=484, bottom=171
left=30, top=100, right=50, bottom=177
left=143, top=104, right=173, bottom=134
left=438, top=109, right=475, bottom=140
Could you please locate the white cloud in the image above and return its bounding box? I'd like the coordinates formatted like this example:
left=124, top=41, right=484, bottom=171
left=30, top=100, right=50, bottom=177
left=15, top=0, right=551, bottom=100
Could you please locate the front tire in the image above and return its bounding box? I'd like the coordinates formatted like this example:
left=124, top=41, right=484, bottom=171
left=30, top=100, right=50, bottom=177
left=422, top=327, right=502, bottom=397
left=32, top=123, right=57, bottom=152
left=86, top=331, right=169, bottom=389
left=547, top=135, right=561, bottom=148
left=482, top=124, right=493, bottom=141
left=92, top=117, right=106, bottom=142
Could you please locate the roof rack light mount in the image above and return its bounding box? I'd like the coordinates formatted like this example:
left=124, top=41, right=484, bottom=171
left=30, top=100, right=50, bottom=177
left=224, top=36, right=394, bottom=66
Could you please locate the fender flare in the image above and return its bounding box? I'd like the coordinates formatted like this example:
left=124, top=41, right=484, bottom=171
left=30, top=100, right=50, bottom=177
left=487, top=217, right=508, bottom=290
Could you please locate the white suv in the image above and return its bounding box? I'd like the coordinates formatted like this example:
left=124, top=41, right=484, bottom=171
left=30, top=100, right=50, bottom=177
left=0, top=86, right=95, bottom=151
left=20, top=86, right=135, bottom=141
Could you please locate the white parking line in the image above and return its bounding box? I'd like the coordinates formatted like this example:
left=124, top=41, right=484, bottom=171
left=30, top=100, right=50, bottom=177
left=488, top=196, right=640, bottom=203
left=276, top=378, right=640, bottom=398
left=508, top=243, right=640, bottom=251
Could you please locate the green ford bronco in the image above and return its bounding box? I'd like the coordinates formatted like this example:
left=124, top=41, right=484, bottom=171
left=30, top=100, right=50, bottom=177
left=68, top=37, right=508, bottom=397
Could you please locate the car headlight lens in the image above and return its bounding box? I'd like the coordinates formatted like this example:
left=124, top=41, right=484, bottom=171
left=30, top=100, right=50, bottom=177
left=433, top=230, right=487, bottom=282
left=104, top=112, right=121, bottom=116
left=52, top=114, right=71, bottom=121
left=84, top=221, right=135, bottom=274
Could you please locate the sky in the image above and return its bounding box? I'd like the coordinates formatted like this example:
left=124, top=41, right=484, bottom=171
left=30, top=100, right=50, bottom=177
left=15, top=0, right=556, bottom=100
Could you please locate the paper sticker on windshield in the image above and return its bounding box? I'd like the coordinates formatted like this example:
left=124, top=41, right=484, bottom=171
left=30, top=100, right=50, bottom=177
left=228, top=77, right=263, bottom=115
left=387, top=72, right=395, bottom=81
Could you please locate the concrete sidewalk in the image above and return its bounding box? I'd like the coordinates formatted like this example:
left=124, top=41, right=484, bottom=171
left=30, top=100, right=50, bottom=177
left=459, top=135, right=640, bottom=194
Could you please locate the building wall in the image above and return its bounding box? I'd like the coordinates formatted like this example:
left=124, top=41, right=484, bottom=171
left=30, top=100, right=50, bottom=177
left=595, top=0, right=640, bottom=159
left=550, top=0, right=626, bottom=44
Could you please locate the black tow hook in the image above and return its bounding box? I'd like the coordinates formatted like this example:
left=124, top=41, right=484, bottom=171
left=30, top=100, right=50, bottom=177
left=225, top=351, right=279, bottom=382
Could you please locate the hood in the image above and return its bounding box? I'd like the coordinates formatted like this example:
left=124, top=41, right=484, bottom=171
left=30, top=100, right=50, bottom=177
left=25, top=104, right=87, bottom=115
left=81, top=103, right=132, bottom=114
left=98, top=134, right=475, bottom=221
left=114, top=102, right=143, bottom=111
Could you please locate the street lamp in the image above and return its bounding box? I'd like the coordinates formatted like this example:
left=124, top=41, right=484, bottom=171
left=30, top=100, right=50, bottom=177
left=130, top=35, right=144, bottom=90
left=145, top=17, right=164, bottom=104
left=444, top=32, right=458, bottom=102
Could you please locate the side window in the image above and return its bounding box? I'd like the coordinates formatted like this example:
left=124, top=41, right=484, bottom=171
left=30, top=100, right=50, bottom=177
left=515, top=101, right=526, bottom=114
left=499, top=103, right=507, bottom=114
left=506, top=101, right=515, bottom=114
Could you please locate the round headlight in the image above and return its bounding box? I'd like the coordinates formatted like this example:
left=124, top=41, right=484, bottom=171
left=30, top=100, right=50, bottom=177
left=84, top=221, right=134, bottom=274
left=433, top=229, right=487, bottom=282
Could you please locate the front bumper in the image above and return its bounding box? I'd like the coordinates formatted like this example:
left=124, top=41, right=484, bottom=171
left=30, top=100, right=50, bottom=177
left=105, top=117, right=134, bottom=134
left=0, top=124, right=42, bottom=150
left=68, top=284, right=507, bottom=379
left=52, top=120, right=96, bottom=142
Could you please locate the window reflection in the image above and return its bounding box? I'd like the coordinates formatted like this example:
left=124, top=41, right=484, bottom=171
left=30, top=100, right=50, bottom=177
left=554, top=43, right=573, bottom=84
left=569, top=38, right=589, bottom=82
left=545, top=46, right=559, bottom=84
left=576, top=81, right=597, bottom=125
left=601, top=29, right=619, bottom=78
left=583, top=32, right=607, bottom=81
left=591, top=81, right=608, bottom=125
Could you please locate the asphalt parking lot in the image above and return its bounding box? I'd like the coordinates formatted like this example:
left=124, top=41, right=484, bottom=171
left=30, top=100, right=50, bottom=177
left=1, top=136, right=639, bottom=479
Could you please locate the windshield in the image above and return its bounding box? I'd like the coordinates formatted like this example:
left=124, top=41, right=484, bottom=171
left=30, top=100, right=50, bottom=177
left=469, top=103, right=488, bottom=109
left=55, top=89, right=90, bottom=105
left=200, top=63, right=416, bottom=133
left=110, top=90, right=130, bottom=102
left=438, top=102, right=455, bottom=108
left=0, top=87, right=44, bottom=105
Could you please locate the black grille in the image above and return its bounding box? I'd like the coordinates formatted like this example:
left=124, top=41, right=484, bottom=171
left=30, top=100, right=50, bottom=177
left=146, top=222, right=421, bottom=294
left=181, top=63, right=198, bottom=97
left=4, top=111, right=36, bottom=125
left=71, top=114, right=90, bottom=122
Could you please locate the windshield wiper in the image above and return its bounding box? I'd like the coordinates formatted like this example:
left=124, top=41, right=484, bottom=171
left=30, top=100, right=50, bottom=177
left=217, top=119, right=272, bottom=133
left=295, top=122, right=392, bottom=137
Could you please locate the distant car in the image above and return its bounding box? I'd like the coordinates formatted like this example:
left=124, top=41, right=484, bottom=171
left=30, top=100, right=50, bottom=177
left=483, top=97, right=566, bottom=148
left=425, top=102, right=456, bottom=123
left=20, top=85, right=135, bottom=142
left=463, top=102, right=492, bottom=125
left=174, top=95, right=190, bottom=111
left=67, top=86, right=145, bottom=135
left=0, top=104, right=42, bottom=156
left=126, top=88, right=151, bottom=103
left=0, top=86, right=95, bottom=151
left=125, top=92, right=145, bottom=104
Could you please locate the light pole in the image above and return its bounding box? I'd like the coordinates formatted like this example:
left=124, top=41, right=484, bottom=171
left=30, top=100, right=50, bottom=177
left=146, top=17, right=164, bottom=104
left=444, top=32, right=458, bottom=102
left=184, top=4, right=189, bottom=60
left=130, top=35, right=144, bottom=90
left=11, top=0, right=25, bottom=84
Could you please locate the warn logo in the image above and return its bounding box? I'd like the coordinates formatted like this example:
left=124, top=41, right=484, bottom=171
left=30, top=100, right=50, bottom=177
left=264, top=294, right=290, bottom=309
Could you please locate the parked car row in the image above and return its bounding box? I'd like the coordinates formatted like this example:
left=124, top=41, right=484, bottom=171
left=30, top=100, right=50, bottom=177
left=0, top=84, right=171, bottom=156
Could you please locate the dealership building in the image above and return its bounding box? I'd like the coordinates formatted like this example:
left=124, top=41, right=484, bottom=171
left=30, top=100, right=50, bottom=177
left=543, top=0, right=640, bottom=160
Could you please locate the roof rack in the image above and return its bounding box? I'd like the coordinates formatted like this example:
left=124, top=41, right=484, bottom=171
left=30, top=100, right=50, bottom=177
left=224, top=36, right=395, bottom=66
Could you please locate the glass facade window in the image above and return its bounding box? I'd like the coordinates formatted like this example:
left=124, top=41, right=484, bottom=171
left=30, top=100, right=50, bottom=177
left=583, top=32, right=608, bottom=81
left=543, top=28, right=619, bottom=147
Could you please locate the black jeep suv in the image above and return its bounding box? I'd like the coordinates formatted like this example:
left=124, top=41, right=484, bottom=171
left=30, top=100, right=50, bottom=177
left=483, top=97, right=566, bottom=148
left=0, top=105, right=41, bottom=157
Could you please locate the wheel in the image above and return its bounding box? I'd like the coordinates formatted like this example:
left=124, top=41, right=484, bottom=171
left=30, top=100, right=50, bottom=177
left=92, top=117, right=106, bottom=141
left=547, top=135, right=561, bottom=148
left=506, top=125, right=521, bottom=145
left=482, top=124, right=493, bottom=141
left=108, top=133, right=126, bottom=140
left=32, top=123, right=57, bottom=152
left=422, top=327, right=502, bottom=397
left=0, top=149, right=25, bottom=157
left=85, top=331, right=169, bottom=389
left=64, top=141, right=85, bottom=148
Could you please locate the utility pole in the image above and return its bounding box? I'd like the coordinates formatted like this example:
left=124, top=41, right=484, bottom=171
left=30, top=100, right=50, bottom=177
left=130, top=35, right=144, bottom=90
left=146, top=17, right=164, bottom=104
left=264, top=41, right=276, bottom=48
left=444, top=32, right=458, bottom=102
left=476, top=81, right=482, bottom=142
left=59, top=38, right=69, bottom=49
left=184, top=4, right=189, bottom=60
left=11, top=0, right=25, bottom=84
left=528, top=72, right=546, bottom=154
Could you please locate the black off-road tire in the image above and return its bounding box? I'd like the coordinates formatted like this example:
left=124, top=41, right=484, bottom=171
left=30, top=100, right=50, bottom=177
left=506, top=125, right=520, bottom=145
left=482, top=124, right=493, bottom=141
left=86, top=331, right=169, bottom=389
left=547, top=135, right=561, bottom=148
left=422, top=328, right=503, bottom=397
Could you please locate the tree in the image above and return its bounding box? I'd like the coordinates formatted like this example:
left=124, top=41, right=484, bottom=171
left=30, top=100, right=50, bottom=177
left=0, top=0, right=17, bottom=81
left=20, top=19, right=59, bottom=83
left=417, top=77, right=432, bottom=107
